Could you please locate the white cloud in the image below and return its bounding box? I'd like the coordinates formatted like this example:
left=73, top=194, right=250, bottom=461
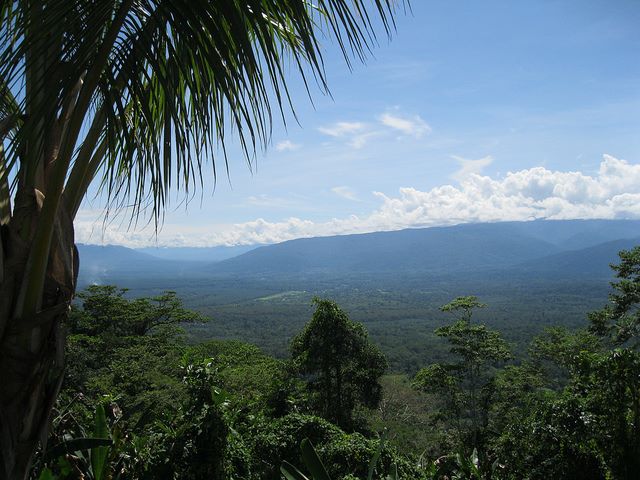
left=75, top=155, right=640, bottom=247
left=451, top=155, right=494, bottom=181
left=318, top=122, right=366, bottom=137
left=378, top=113, right=431, bottom=138
left=275, top=140, right=300, bottom=152
left=318, top=121, right=377, bottom=148
left=331, top=186, right=359, bottom=201
left=317, top=111, right=430, bottom=149
left=348, top=132, right=379, bottom=149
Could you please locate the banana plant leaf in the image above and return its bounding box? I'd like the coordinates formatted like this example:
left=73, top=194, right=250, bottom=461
left=91, top=404, right=110, bottom=480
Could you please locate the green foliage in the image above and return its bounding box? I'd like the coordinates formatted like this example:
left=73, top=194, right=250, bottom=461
left=300, top=438, right=331, bottom=480
left=439, top=296, right=487, bottom=322
left=185, top=340, right=289, bottom=412
left=319, top=433, right=420, bottom=480
left=527, top=326, right=601, bottom=389
left=32, top=267, right=640, bottom=480
left=69, top=285, right=205, bottom=338
left=487, top=363, right=545, bottom=438
left=250, top=414, right=342, bottom=479
left=413, top=297, right=511, bottom=454
left=63, top=286, right=206, bottom=423
left=35, top=402, right=131, bottom=480
left=280, top=434, right=422, bottom=480
left=136, top=358, right=230, bottom=480
left=91, top=405, right=109, bottom=480
left=493, top=389, right=604, bottom=479
left=37, top=288, right=436, bottom=479
left=291, top=298, right=388, bottom=429
left=589, top=246, right=640, bottom=346
left=367, top=375, right=435, bottom=457
left=492, top=249, right=640, bottom=479
left=570, top=349, right=640, bottom=479
left=434, top=320, right=512, bottom=369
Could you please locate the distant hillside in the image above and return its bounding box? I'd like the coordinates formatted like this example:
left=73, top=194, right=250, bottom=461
left=209, top=220, right=640, bottom=276
left=497, top=219, right=640, bottom=248
left=512, top=237, right=640, bottom=278
left=137, top=245, right=257, bottom=262
left=76, top=219, right=640, bottom=288
left=77, top=244, right=199, bottom=286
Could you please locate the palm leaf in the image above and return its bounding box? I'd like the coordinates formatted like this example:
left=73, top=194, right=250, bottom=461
left=3, top=0, right=406, bottom=321
left=4, top=0, right=404, bottom=220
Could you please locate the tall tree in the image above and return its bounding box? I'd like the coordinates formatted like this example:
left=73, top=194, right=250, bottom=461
left=291, top=298, right=387, bottom=429
left=413, top=296, right=511, bottom=453
left=589, top=246, right=640, bottom=347
left=0, top=2, right=403, bottom=477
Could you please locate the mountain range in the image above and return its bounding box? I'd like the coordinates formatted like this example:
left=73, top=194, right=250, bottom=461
left=77, top=219, right=640, bottom=287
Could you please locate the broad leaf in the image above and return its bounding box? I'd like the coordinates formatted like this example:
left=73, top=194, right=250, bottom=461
left=300, top=438, right=331, bottom=480
left=91, top=404, right=110, bottom=480
left=281, top=461, right=311, bottom=480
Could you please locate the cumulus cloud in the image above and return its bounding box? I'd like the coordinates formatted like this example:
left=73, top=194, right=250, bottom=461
left=451, top=155, right=494, bottom=181
left=378, top=113, right=431, bottom=138
left=275, top=140, right=300, bottom=151
left=75, top=155, right=640, bottom=247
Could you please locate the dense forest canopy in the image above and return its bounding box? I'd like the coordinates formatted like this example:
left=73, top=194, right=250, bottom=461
left=29, top=247, right=640, bottom=479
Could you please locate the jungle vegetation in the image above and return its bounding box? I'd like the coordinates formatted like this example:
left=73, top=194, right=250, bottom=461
left=29, top=247, right=640, bottom=479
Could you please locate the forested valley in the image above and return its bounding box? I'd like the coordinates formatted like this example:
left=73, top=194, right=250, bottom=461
left=31, top=247, right=640, bottom=480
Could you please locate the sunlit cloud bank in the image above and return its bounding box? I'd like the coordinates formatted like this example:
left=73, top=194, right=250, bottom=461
left=75, top=155, right=640, bottom=247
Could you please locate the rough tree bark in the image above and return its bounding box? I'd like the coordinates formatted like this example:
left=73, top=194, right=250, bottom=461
left=0, top=194, right=78, bottom=480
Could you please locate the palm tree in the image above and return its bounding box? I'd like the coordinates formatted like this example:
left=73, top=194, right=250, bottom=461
left=0, top=1, right=403, bottom=477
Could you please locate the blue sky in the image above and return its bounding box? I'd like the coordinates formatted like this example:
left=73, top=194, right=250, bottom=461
left=77, top=0, right=640, bottom=247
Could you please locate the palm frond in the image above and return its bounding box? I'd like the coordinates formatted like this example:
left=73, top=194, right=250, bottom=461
left=1, top=0, right=406, bottom=313
left=3, top=0, right=405, bottom=223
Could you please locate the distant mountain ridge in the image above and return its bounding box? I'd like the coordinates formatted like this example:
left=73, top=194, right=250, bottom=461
left=208, top=219, right=640, bottom=277
left=77, top=219, right=640, bottom=286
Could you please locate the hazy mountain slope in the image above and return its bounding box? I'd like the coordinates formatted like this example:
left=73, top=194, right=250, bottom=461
left=511, top=237, right=640, bottom=278
left=77, top=220, right=640, bottom=286
left=501, top=219, right=640, bottom=249
left=554, top=221, right=640, bottom=250
left=77, top=244, right=199, bottom=286
left=210, top=222, right=566, bottom=275
left=136, top=245, right=257, bottom=262
left=78, top=244, right=160, bottom=269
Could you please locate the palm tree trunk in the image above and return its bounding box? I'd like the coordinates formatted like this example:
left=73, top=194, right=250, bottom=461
left=0, top=197, right=78, bottom=480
